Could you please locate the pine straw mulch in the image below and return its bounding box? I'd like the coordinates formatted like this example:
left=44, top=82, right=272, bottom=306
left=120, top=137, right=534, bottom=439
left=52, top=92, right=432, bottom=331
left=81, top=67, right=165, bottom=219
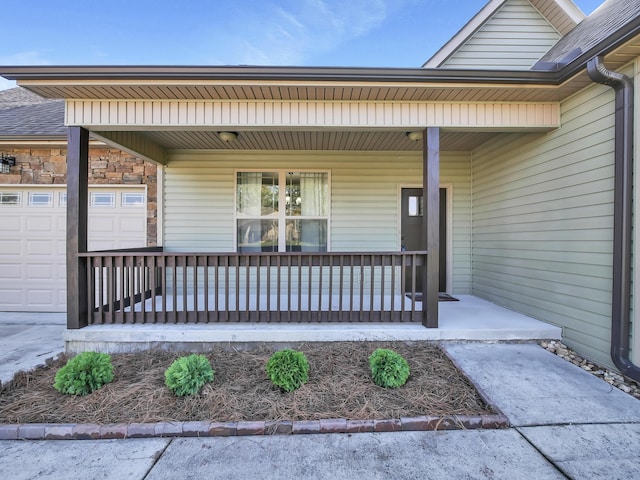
left=0, top=342, right=493, bottom=424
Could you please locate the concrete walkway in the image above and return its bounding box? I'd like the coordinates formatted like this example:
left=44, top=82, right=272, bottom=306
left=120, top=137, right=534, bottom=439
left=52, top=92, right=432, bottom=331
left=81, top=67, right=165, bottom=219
left=0, top=312, right=65, bottom=385
left=1, top=316, right=640, bottom=478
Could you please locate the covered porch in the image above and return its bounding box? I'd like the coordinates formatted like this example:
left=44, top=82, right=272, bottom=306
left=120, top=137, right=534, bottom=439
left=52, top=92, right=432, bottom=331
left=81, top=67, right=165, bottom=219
left=5, top=66, right=563, bottom=334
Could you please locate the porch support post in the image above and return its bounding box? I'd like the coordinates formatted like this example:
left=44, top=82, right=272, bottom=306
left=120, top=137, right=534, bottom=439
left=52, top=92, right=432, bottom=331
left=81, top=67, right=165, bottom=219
left=422, top=127, right=439, bottom=328
left=67, top=126, right=89, bottom=329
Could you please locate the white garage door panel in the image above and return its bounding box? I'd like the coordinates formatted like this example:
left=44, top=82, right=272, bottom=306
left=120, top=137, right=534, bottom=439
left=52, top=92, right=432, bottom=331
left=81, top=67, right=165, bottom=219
left=0, top=289, right=23, bottom=308
left=26, top=288, right=55, bottom=303
left=89, top=216, right=115, bottom=232
left=0, top=186, right=147, bottom=312
left=4, top=217, right=20, bottom=231
left=1, top=264, right=21, bottom=279
left=27, top=240, right=55, bottom=255
left=27, top=215, right=54, bottom=231
left=0, top=240, right=20, bottom=255
left=26, top=264, right=54, bottom=279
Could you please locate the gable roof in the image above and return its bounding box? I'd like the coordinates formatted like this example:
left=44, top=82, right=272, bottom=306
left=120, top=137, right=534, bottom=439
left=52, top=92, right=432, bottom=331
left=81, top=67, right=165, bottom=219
left=423, top=0, right=586, bottom=68
left=0, top=86, right=54, bottom=111
left=534, top=0, right=640, bottom=69
left=0, top=96, right=65, bottom=138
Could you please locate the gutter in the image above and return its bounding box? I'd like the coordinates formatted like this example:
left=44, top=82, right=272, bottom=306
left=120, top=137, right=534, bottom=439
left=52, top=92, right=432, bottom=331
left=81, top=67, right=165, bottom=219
left=0, top=64, right=560, bottom=85
left=587, top=56, right=640, bottom=383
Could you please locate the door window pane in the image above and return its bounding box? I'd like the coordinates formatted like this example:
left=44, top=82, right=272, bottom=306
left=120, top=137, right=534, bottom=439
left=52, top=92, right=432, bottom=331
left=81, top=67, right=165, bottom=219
left=408, top=195, right=423, bottom=217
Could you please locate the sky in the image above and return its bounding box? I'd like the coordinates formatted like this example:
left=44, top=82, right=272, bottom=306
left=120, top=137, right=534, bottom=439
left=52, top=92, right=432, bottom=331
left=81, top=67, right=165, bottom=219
left=0, top=0, right=605, bottom=90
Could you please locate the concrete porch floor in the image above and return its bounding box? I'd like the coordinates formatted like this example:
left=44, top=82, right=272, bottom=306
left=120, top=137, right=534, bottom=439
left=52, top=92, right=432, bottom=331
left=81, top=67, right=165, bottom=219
left=64, top=295, right=561, bottom=353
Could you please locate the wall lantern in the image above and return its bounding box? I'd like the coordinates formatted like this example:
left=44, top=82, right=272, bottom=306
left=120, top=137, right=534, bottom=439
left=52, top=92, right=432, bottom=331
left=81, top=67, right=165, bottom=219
left=0, top=153, right=16, bottom=174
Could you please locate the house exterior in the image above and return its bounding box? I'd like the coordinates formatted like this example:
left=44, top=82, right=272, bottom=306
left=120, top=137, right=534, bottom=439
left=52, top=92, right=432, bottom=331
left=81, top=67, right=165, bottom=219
left=0, top=89, right=158, bottom=312
left=1, top=0, right=639, bottom=381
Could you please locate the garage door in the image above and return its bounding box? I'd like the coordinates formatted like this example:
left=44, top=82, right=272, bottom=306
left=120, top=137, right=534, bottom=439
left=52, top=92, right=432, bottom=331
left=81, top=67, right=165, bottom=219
left=0, top=186, right=147, bottom=312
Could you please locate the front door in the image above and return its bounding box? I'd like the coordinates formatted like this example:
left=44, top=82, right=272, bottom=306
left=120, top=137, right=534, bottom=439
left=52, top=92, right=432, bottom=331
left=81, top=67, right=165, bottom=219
left=401, top=188, right=447, bottom=293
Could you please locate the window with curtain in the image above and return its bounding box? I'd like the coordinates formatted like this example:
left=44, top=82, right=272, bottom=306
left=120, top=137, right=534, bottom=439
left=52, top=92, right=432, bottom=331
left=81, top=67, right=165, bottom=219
left=236, top=171, right=328, bottom=252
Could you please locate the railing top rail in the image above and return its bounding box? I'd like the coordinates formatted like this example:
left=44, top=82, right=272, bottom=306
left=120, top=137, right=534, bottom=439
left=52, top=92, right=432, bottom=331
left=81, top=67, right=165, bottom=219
left=79, top=250, right=428, bottom=258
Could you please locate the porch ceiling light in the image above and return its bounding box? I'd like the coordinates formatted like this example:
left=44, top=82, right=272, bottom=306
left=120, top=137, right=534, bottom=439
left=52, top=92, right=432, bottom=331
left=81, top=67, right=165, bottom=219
left=0, top=153, right=16, bottom=174
left=406, top=131, right=423, bottom=142
left=218, top=131, right=238, bottom=143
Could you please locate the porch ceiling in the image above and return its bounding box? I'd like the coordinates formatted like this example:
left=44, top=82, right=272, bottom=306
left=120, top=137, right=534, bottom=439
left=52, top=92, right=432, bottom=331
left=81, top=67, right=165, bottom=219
left=132, top=129, right=499, bottom=152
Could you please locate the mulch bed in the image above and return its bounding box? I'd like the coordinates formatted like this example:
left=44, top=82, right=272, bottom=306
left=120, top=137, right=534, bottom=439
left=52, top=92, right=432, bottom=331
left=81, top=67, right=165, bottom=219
left=0, top=342, right=493, bottom=425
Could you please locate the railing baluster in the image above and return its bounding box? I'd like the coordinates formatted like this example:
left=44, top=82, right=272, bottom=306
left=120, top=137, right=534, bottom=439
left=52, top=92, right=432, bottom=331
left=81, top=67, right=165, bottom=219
left=318, top=255, right=323, bottom=320
left=411, top=253, right=417, bottom=320
left=369, top=255, right=375, bottom=321
left=328, top=254, right=333, bottom=317
left=359, top=255, right=364, bottom=322
left=96, top=256, right=103, bottom=324
left=213, top=256, right=219, bottom=322
left=203, top=257, right=209, bottom=323
left=192, top=256, right=199, bottom=323
left=339, top=256, right=344, bottom=322
left=295, top=254, right=301, bottom=322
left=266, top=255, right=271, bottom=323
left=380, top=255, right=385, bottom=321
left=308, top=255, right=313, bottom=320
left=287, top=255, right=292, bottom=323
left=390, top=254, right=396, bottom=319
left=248, top=256, right=261, bottom=321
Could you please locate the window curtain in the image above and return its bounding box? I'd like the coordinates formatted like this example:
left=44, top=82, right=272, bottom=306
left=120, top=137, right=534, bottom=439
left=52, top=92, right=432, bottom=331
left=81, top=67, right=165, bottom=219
left=300, top=173, right=327, bottom=216
left=237, top=172, right=262, bottom=216
left=300, top=173, right=328, bottom=252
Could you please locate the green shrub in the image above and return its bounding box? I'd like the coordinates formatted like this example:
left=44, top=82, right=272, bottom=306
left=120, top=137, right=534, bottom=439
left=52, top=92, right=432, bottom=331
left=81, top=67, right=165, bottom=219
left=53, top=352, right=114, bottom=395
left=265, top=349, right=309, bottom=392
left=369, top=348, right=410, bottom=388
left=164, top=354, right=214, bottom=396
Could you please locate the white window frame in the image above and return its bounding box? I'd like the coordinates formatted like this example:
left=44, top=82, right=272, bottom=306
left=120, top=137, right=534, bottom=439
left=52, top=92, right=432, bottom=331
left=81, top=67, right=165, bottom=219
left=58, top=192, right=67, bottom=207
left=28, top=192, right=53, bottom=207
left=234, top=169, right=331, bottom=252
left=90, top=192, right=115, bottom=207
left=0, top=192, right=21, bottom=206
left=121, top=192, right=146, bottom=207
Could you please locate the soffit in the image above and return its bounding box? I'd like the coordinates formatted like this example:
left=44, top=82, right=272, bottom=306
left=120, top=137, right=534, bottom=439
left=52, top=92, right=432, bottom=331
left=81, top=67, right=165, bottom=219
left=136, top=129, right=499, bottom=152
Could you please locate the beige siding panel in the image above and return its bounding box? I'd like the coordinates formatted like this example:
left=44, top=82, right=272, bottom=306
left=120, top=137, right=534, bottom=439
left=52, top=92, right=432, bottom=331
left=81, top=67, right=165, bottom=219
left=443, top=0, right=561, bottom=70
left=65, top=99, right=559, bottom=130
left=472, top=80, right=618, bottom=368
left=163, top=150, right=472, bottom=294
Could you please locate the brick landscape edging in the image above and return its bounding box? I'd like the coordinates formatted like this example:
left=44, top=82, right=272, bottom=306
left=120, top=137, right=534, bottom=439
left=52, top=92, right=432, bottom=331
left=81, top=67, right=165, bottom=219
left=0, top=414, right=509, bottom=440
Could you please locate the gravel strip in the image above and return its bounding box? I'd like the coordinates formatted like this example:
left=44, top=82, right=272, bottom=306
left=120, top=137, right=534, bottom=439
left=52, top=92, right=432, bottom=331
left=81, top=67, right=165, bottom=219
left=540, top=340, right=640, bottom=400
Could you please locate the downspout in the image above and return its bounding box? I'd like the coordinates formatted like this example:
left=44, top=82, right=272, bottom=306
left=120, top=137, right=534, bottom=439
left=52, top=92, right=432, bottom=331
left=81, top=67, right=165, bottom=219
left=587, top=56, right=640, bottom=383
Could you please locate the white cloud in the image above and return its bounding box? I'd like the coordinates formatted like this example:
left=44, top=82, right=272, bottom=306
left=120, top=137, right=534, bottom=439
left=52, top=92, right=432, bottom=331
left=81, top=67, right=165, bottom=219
left=213, top=0, right=406, bottom=65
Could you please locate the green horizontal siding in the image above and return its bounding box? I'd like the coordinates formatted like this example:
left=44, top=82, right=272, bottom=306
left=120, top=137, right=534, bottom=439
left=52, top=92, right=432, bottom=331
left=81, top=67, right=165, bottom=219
left=443, top=0, right=560, bottom=70
left=163, top=150, right=472, bottom=294
left=472, top=81, right=618, bottom=368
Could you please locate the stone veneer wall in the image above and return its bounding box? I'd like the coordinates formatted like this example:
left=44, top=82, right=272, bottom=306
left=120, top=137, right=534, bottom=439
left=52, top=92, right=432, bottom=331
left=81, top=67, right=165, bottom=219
left=0, top=147, right=157, bottom=246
